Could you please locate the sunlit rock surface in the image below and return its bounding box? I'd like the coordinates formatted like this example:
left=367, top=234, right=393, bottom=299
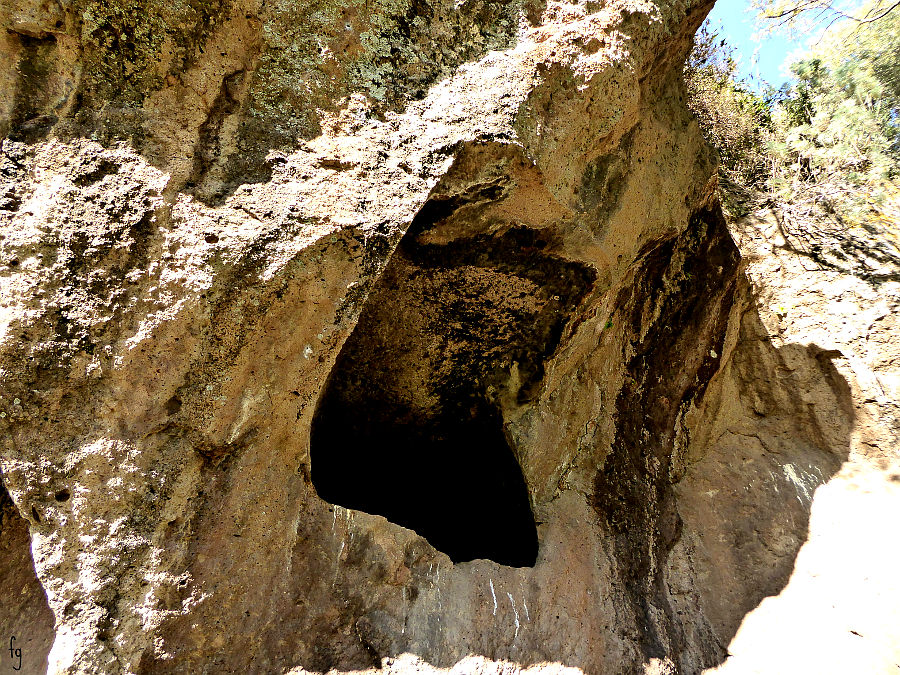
left=0, top=0, right=898, bottom=673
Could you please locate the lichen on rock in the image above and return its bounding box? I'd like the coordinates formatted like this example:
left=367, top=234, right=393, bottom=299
left=1, top=0, right=898, bottom=672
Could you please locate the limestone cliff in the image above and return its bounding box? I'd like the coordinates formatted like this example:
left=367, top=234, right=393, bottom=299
left=0, top=0, right=898, bottom=673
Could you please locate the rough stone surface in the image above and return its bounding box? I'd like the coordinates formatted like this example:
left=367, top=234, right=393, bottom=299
left=697, top=208, right=900, bottom=674
left=0, top=482, right=55, bottom=673
left=0, top=0, right=898, bottom=673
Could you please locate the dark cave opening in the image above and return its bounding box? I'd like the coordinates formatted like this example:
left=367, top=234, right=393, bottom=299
left=312, top=389, right=539, bottom=567
left=310, top=211, right=595, bottom=568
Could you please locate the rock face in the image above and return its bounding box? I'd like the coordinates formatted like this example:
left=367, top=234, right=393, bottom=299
left=0, top=0, right=898, bottom=673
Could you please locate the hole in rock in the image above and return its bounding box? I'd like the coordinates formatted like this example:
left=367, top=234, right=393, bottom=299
left=311, top=213, right=595, bottom=567
left=314, top=384, right=538, bottom=567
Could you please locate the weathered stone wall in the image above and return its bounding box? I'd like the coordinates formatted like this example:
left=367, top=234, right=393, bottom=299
left=1, top=0, right=897, bottom=673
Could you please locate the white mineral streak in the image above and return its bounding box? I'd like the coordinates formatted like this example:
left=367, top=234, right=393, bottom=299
left=508, top=592, right=520, bottom=638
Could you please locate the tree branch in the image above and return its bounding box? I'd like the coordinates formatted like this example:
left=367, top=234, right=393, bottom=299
left=763, top=0, right=900, bottom=24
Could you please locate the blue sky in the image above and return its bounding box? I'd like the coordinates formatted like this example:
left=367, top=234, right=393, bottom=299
left=705, top=0, right=808, bottom=88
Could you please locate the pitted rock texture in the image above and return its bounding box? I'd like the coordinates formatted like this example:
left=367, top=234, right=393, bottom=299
left=695, top=208, right=900, bottom=674
left=1, top=0, right=898, bottom=673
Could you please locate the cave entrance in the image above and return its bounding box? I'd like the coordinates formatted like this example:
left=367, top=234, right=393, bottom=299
left=313, top=387, right=538, bottom=567
left=311, top=205, right=595, bottom=568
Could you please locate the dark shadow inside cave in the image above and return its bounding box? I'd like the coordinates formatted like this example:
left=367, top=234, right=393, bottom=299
left=310, top=202, right=596, bottom=567
left=140, top=200, right=858, bottom=675
left=313, top=386, right=539, bottom=567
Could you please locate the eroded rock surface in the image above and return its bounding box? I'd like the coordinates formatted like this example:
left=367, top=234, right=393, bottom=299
left=0, top=0, right=897, bottom=673
left=0, top=482, right=55, bottom=673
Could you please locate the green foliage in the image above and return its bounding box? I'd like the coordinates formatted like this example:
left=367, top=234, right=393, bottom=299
left=751, top=0, right=900, bottom=38
left=685, top=7, right=900, bottom=229
left=684, top=23, right=773, bottom=195
left=768, top=6, right=900, bottom=225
